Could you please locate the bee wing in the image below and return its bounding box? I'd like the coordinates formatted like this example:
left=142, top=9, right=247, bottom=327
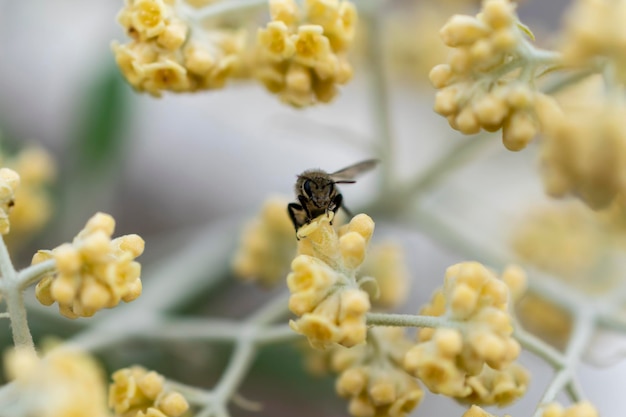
left=330, top=159, right=379, bottom=182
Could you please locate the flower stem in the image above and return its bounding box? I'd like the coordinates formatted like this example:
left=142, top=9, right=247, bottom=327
left=0, top=236, right=35, bottom=353
left=533, top=308, right=595, bottom=415
left=366, top=312, right=464, bottom=329
left=17, top=259, right=56, bottom=290
left=192, top=0, right=268, bottom=20
left=362, top=6, right=395, bottom=193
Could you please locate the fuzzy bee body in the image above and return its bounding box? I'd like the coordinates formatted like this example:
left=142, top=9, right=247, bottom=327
left=287, top=159, right=379, bottom=232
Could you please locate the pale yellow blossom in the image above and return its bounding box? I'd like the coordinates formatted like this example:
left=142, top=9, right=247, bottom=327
left=4, top=347, right=110, bottom=417
left=404, top=262, right=527, bottom=404
left=232, top=196, right=296, bottom=287
left=288, top=213, right=373, bottom=348
left=254, top=0, right=357, bottom=106
left=0, top=168, right=19, bottom=235
left=109, top=366, right=189, bottom=417
left=113, top=0, right=245, bottom=95
left=33, top=212, right=144, bottom=318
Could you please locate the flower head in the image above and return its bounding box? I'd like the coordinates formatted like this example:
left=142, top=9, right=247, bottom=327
left=4, top=347, right=110, bottom=417
left=288, top=213, right=374, bottom=348
left=3, top=146, right=56, bottom=249
left=537, top=98, right=626, bottom=209
left=33, top=212, right=145, bottom=318
left=0, top=168, right=20, bottom=235
left=232, top=196, right=297, bottom=287
left=254, top=0, right=357, bottom=106
left=404, top=262, right=528, bottom=404
left=430, top=0, right=550, bottom=151
left=113, top=0, right=245, bottom=95
left=109, top=366, right=189, bottom=417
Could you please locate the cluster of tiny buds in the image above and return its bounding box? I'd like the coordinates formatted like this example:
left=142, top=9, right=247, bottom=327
left=109, top=366, right=189, bottom=417
left=462, top=401, right=600, bottom=417
left=2, top=146, right=56, bottom=247
left=535, top=96, right=626, bottom=210
left=4, top=347, right=110, bottom=417
left=430, top=0, right=547, bottom=151
left=334, top=328, right=423, bottom=417
left=255, top=0, right=356, bottom=107
left=404, top=262, right=528, bottom=405
left=287, top=213, right=373, bottom=349
left=561, top=0, right=626, bottom=84
left=113, top=0, right=245, bottom=96
left=33, top=212, right=145, bottom=318
left=232, top=196, right=296, bottom=287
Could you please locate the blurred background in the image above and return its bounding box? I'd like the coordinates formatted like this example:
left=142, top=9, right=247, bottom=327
left=2, top=0, right=625, bottom=416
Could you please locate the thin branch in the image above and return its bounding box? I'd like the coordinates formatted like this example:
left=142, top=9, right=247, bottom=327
left=17, top=259, right=56, bottom=290
left=367, top=312, right=464, bottom=329
left=191, top=0, right=267, bottom=20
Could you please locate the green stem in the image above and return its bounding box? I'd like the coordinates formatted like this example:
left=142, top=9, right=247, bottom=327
left=255, top=324, right=299, bottom=346
left=403, top=133, right=495, bottom=198
left=247, top=291, right=290, bottom=325
left=366, top=312, right=464, bottom=329
left=0, top=236, right=34, bottom=353
left=192, top=0, right=268, bottom=20
left=165, top=380, right=212, bottom=404
left=17, top=259, right=56, bottom=290
left=363, top=6, right=395, bottom=193
left=533, top=309, right=594, bottom=415
left=212, top=337, right=257, bottom=405
left=513, top=323, right=565, bottom=368
left=0, top=235, right=16, bottom=283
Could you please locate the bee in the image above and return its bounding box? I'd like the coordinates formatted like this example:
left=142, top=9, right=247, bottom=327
left=287, top=159, right=379, bottom=232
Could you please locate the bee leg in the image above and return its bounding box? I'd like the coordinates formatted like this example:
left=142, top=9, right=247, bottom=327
left=330, top=194, right=345, bottom=224
left=287, top=203, right=308, bottom=240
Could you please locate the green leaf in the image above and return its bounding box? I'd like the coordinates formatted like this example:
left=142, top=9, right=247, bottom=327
left=71, top=65, right=129, bottom=174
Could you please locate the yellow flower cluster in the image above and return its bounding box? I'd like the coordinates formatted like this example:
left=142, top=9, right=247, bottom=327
left=113, top=0, right=245, bottom=96
left=4, top=347, right=110, bottom=417
left=33, top=212, right=145, bottom=319
left=537, top=97, right=626, bottom=209
left=0, top=168, right=20, bottom=235
left=541, top=401, right=599, bottom=417
left=359, top=242, right=410, bottom=308
left=459, top=363, right=529, bottom=406
left=334, top=328, right=423, bottom=417
left=287, top=213, right=373, bottom=349
left=431, top=0, right=545, bottom=150
left=404, top=262, right=528, bottom=405
left=232, top=196, right=296, bottom=287
left=255, top=0, right=357, bottom=107
left=462, top=405, right=509, bottom=417
left=4, top=146, right=56, bottom=248
left=561, top=0, right=626, bottom=83
left=109, top=366, right=189, bottom=417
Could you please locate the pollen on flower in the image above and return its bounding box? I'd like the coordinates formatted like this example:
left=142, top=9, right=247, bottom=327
left=4, top=347, right=110, bottom=417
left=109, top=365, right=189, bottom=417
left=33, top=212, right=145, bottom=319
left=287, top=213, right=374, bottom=348
left=404, top=262, right=528, bottom=405
left=232, top=196, right=296, bottom=287
left=254, top=0, right=357, bottom=107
